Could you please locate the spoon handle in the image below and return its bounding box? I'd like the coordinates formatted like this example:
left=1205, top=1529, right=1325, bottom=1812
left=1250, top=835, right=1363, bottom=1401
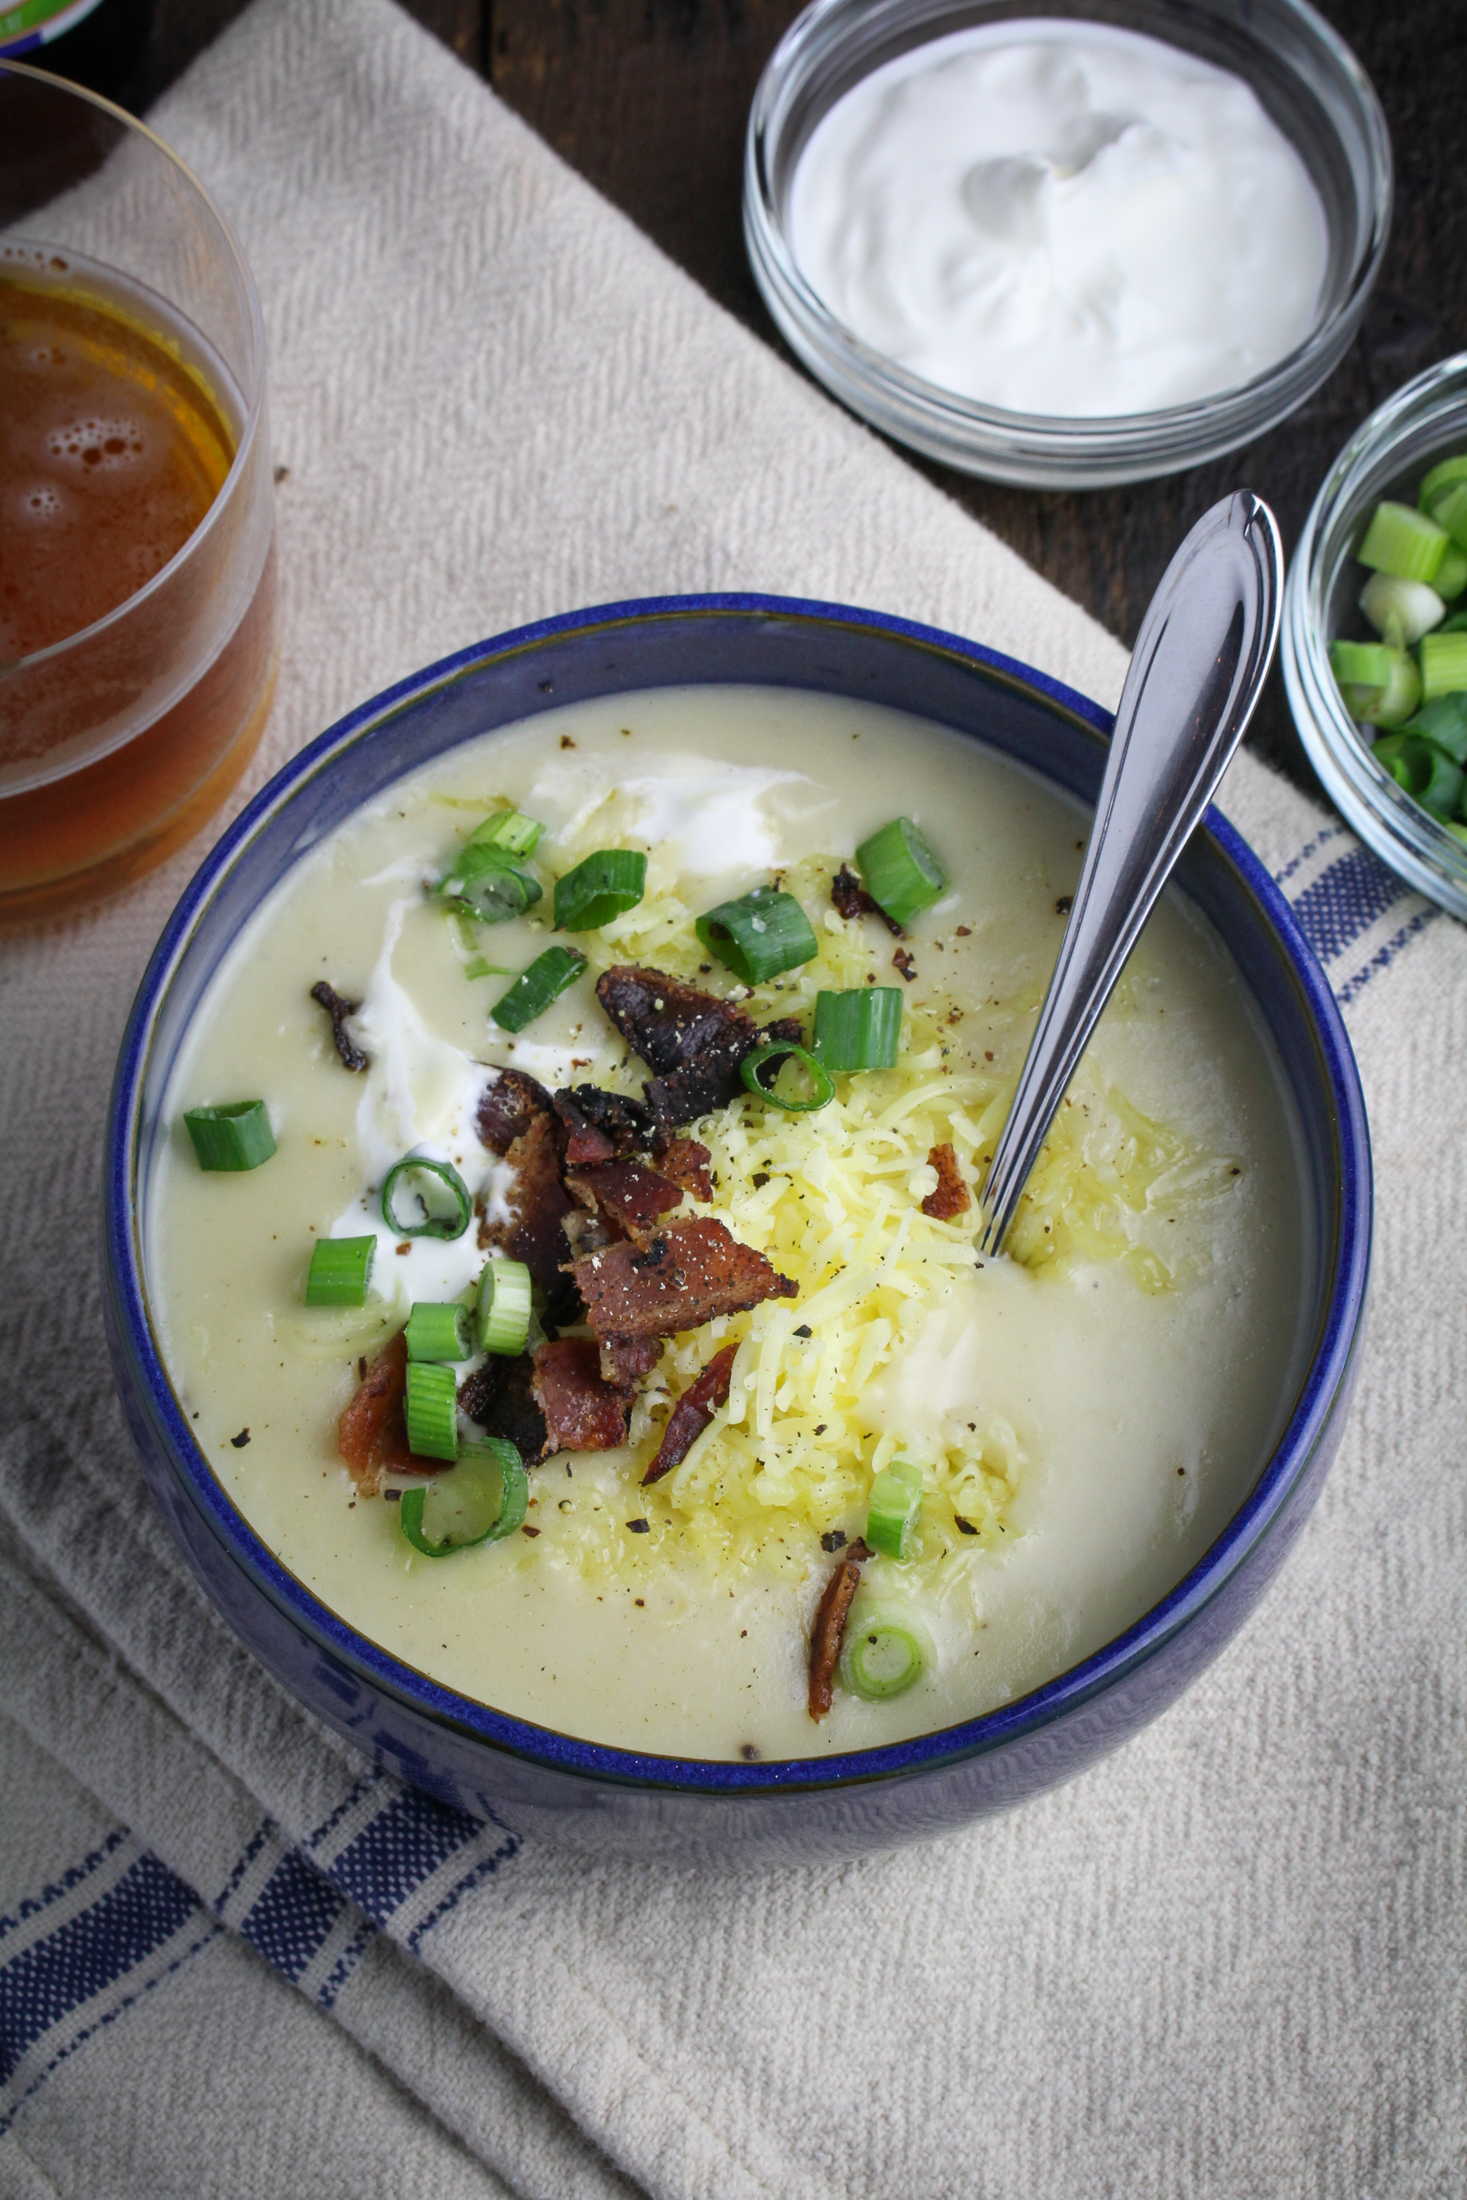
left=979, top=489, right=1283, bottom=1258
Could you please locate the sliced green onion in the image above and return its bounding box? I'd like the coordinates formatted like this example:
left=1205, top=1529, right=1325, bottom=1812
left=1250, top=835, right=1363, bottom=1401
left=1370, top=731, right=1464, bottom=818
left=1329, top=639, right=1394, bottom=688
left=554, top=849, right=647, bottom=931
left=865, top=1459, right=923, bottom=1561
left=1358, top=500, right=1449, bottom=584
left=1420, top=631, right=1467, bottom=703
left=855, top=816, right=947, bottom=927
left=183, top=1100, right=276, bottom=1172
left=476, top=1256, right=532, bottom=1355
left=1417, top=743, right=1463, bottom=820
left=381, top=1155, right=472, bottom=1239
left=490, top=945, right=586, bottom=1033
left=1420, top=457, right=1467, bottom=547
left=1374, top=651, right=1424, bottom=726
left=1447, top=822, right=1467, bottom=846
left=1420, top=454, right=1467, bottom=508
left=304, top=1235, right=375, bottom=1306
left=1434, top=544, right=1467, bottom=602
left=1404, top=694, right=1467, bottom=763
left=694, top=887, right=818, bottom=984
left=466, top=808, right=544, bottom=858
left=1359, top=573, right=1444, bottom=648
left=463, top=956, right=515, bottom=981
left=740, top=1038, right=834, bottom=1114
left=1368, top=730, right=1418, bottom=793
left=399, top=1437, right=528, bottom=1555
left=1428, top=485, right=1467, bottom=553
left=404, top=1360, right=458, bottom=1461
left=1441, top=610, right=1467, bottom=636
left=812, top=987, right=903, bottom=1072
left=840, top=1607, right=933, bottom=1701
left=437, top=840, right=542, bottom=924
left=1430, top=484, right=1467, bottom=551
left=404, top=1301, right=473, bottom=1361
left=1337, top=647, right=1421, bottom=729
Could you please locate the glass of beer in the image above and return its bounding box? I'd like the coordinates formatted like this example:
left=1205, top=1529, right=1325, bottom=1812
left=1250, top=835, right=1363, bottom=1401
left=1, top=59, right=277, bottom=920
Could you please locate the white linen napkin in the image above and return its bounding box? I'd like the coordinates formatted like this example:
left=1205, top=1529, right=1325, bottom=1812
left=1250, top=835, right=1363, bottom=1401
left=3, top=4, right=1463, bottom=2196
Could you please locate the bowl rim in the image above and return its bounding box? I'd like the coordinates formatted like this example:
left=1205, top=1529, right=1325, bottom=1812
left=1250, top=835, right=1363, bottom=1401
left=106, top=591, right=1372, bottom=1796
left=743, top=0, right=1393, bottom=487
left=1282, top=349, right=1467, bottom=920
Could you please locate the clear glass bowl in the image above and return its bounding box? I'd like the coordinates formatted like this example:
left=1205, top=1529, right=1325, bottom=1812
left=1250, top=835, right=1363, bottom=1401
left=744, top=0, right=1392, bottom=488
left=1282, top=354, right=1467, bottom=921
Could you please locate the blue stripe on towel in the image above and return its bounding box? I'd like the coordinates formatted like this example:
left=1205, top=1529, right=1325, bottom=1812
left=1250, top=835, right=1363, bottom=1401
left=1288, top=845, right=1413, bottom=966
left=1334, top=903, right=1439, bottom=1004
left=0, top=1853, right=198, bottom=2082
left=1, top=1771, right=519, bottom=2126
left=238, top=1849, right=349, bottom=1984
left=0, top=1828, right=131, bottom=1952
left=330, top=1786, right=491, bottom=1926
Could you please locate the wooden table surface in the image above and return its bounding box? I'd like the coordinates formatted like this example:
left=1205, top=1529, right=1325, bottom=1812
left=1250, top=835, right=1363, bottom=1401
left=145, top=0, right=1467, bottom=791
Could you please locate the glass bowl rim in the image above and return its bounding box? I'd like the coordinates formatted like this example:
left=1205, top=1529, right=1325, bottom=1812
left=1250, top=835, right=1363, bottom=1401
left=743, top=0, right=1393, bottom=485
left=104, top=592, right=1372, bottom=1798
left=1282, top=350, right=1467, bottom=919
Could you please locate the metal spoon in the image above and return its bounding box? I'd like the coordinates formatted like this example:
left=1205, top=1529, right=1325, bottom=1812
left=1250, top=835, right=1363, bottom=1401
left=979, top=489, right=1283, bottom=1257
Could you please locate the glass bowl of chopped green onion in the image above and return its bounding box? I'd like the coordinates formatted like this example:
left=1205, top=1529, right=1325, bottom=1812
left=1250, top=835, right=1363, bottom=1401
left=1283, top=351, right=1467, bottom=918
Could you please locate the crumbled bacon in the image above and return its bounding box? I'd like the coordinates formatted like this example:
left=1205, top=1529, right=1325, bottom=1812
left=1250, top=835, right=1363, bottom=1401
left=596, top=966, right=760, bottom=1124
left=599, top=1333, right=663, bottom=1389
left=531, top=1338, right=636, bottom=1454
left=643, top=1342, right=737, bottom=1485
left=651, top=1135, right=714, bottom=1201
left=310, top=980, right=369, bottom=1073
left=892, top=947, right=917, bottom=982
left=567, top=1159, right=684, bottom=1242
left=808, top=1537, right=872, bottom=1719
left=479, top=1111, right=577, bottom=1314
left=552, top=1084, right=652, bottom=1165
left=562, top=1208, right=619, bottom=1261
left=597, top=966, right=744, bottom=1078
left=830, top=864, right=902, bottom=937
left=476, top=1068, right=552, bottom=1155
left=458, top=1352, right=551, bottom=1465
left=337, top=1332, right=440, bottom=1493
left=572, top=1217, right=797, bottom=1339
left=921, top=1142, right=970, bottom=1220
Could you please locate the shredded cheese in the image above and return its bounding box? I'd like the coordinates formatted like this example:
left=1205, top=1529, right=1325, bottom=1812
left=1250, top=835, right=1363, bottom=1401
left=521, top=856, right=1240, bottom=1594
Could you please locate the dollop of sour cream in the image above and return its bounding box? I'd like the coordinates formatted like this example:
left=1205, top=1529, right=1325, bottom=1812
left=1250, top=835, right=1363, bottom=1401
left=328, top=895, right=502, bottom=1308
left=788, top=20, right=1330, bottom=419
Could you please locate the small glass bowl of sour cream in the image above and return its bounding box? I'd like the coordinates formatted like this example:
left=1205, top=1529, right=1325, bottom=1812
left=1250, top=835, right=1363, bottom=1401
left=744, top=0, right=1391, bottom=488
left=1283, top=353, right=1467, bottom=921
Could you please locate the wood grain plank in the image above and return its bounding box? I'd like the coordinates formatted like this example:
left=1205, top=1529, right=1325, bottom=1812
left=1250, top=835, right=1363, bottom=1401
left=490, top=0, right=802, bottom=326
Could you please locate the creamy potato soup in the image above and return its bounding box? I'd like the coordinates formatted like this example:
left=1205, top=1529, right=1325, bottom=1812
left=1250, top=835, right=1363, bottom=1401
left=148, top=687, right=1306, bottom=1761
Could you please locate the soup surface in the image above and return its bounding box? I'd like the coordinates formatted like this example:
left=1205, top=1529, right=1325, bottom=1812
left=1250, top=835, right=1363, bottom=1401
left=148, top=686, right=1306, bottom=1760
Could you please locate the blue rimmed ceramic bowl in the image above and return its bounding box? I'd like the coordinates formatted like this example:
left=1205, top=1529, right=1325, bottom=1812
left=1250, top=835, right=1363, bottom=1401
left=103, top=595, right=1371, bottom=1863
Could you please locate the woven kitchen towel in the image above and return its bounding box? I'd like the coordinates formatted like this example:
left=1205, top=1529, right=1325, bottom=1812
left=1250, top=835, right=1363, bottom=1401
left=2, top=3, right=1464, bottom=2196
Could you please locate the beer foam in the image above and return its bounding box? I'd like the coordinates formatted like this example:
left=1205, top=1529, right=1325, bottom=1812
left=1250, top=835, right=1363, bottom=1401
left=46, top=416, right=145, bottom=471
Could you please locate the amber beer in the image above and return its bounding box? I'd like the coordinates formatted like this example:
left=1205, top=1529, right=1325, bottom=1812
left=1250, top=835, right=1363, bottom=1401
left=0, top=251, right=276, bottom=918
left=1, top=58, right=277, bottom=921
